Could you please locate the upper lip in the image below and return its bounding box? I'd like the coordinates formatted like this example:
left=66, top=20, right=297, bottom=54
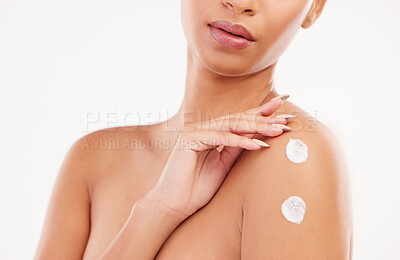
left=209, top=20, right=255, bottom=41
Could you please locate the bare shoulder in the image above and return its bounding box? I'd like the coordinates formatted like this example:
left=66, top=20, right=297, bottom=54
left=70, top=125, right=153, bottom=181
left=34, top=125, right=152, bottom=260
left=239, top=103, right=353, bottom=259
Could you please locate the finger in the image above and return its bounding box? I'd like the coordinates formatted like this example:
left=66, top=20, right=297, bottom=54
left=178, top=130, right=265, bottom=152
left=246, top=98, right=282, bottom=116
left=214, top=99, right=282, bottom=121
left=212, top=115, right=290, bottom=153
left=201, top=117, right=291, bottom=137
left=210, top=94, right=290, bottom=123
left=246, top=94, right=290, bottom=116
left=214, top=113, right=289, bottom=124
left=217, top=131, right=268, bottom=165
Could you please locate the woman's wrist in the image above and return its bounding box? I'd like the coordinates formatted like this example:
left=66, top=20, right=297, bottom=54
left=99, top=189, right=188, bottom=260
left=133, top=189, right=189, bottom=224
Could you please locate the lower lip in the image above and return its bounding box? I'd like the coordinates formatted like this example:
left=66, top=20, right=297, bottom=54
left=208, top=25, right=254, bottom=50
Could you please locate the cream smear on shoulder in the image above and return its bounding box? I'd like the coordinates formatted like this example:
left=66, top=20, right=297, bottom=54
left=286, top=138, right=308, bottom=163
left=281, top=196, right=306, bottom=224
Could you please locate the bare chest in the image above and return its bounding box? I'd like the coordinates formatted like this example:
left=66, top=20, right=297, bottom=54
left=84, top=154, right=243, bottom=259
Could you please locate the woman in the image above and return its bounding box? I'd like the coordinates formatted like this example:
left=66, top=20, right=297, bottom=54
left=34, top=0, right=352, bottom=259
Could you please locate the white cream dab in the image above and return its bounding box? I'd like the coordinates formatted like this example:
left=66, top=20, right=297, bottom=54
left=281, top=196, right=306, bottom=224
left=286, top=138, right=308, bottom=163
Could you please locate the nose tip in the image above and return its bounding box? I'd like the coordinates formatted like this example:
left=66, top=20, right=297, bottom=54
left=222, top=0, right=258, bottom=16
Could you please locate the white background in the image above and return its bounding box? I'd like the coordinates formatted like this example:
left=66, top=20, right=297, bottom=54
left=1, top=0, right=399, bottom=259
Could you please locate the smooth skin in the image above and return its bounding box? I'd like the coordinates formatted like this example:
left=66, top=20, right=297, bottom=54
left=34, top=0, right=353, bottom=259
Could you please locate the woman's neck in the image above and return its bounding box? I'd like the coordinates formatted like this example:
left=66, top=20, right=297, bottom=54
left=172, top=47, right=279, bottom=131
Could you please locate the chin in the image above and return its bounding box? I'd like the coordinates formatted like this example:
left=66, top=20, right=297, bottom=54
left=205, top=53, right=271, bottom=77
left=205, top=61, right=254, bottom=77
left=196, top=46, right=259, bottom=77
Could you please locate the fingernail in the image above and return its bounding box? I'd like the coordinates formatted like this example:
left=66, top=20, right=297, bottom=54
left=216, top=144, right=225, bottom=152
left=271, top=124, right=292, bottom=131
left=276, top=114, right=296, bottom=120
left=251, top=138, right=270, bottom=148
left=271, top=94, right=290, bottom=101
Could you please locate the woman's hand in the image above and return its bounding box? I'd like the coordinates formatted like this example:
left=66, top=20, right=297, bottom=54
left=150, top=95, right=293, bottom=219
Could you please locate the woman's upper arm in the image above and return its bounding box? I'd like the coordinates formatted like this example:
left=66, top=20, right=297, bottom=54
left=240, top=120, right=353, bottom=259
left=34, top=137, right=92, bottom=260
